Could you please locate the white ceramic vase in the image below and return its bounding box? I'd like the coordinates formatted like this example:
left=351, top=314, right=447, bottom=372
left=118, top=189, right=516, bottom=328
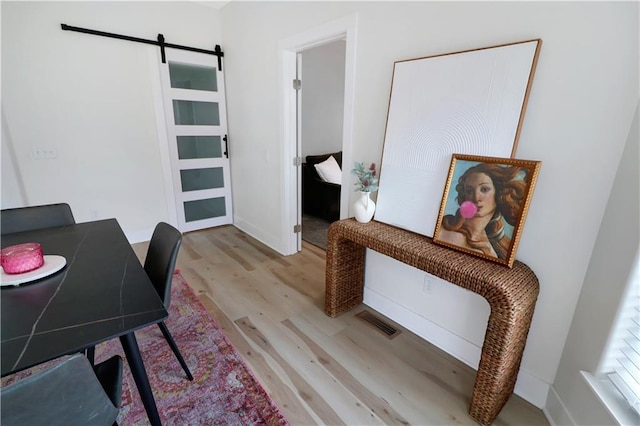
left=354, top=191, right=376, bottom=223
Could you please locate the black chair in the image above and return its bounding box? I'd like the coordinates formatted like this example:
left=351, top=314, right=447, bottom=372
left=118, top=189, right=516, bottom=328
left=145, top=222, right=193, bottom=381
left=302, top=152, right=342, bottom=222
left=1, top=203, right=75, bottom=235
left=0, top=353, right=123, bottom=426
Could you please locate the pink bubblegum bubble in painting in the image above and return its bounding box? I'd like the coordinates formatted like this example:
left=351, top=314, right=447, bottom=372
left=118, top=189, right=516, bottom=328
left=460, top=201, right=478, bottom=219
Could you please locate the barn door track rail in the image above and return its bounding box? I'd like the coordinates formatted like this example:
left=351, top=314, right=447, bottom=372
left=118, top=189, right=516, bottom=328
left=60, top=24, right=224, bottom=70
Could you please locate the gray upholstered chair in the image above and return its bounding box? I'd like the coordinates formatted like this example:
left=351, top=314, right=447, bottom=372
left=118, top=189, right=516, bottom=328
left=144, top=222, right=193, bottom=381
left=85, top=223, right=193, bottom=380
left=0, top=353, right=123, bottom=426
left=1, top=203, right=75, bottom=235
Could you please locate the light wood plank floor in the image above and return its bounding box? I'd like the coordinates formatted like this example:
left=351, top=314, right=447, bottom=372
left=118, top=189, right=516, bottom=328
left=132, top=225, right=549, bottom=425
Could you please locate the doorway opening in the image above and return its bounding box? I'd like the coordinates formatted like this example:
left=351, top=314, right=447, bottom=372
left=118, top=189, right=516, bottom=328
left=279, top=14, right=358, bottom=255
left=299, top=40, right=346, bottom=250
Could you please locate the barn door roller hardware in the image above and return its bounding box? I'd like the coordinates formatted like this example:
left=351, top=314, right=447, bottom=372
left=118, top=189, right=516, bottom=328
left=60, top=24, right=224, bottom=70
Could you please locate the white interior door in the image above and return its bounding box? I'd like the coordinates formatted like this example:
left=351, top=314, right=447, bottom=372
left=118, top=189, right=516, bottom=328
left=158, top=48, right=233, bottom=233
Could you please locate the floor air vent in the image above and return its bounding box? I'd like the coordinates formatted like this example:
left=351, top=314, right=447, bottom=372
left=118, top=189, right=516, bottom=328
left=356, top=310, right=401, bottom=339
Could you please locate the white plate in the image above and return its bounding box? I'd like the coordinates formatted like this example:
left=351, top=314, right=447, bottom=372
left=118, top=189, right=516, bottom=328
left=1, top=255, right=67, bottom=286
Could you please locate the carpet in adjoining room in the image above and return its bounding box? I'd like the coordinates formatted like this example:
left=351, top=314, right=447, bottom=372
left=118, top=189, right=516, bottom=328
left=301, top=214, right=331, bottom=250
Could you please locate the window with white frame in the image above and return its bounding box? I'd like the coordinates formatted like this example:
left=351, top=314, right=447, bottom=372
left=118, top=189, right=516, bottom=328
left=599, top=250, right=640, bottom=418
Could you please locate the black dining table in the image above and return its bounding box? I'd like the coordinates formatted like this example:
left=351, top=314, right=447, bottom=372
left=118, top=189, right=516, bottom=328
left=1, top=218, right=167, bottom=426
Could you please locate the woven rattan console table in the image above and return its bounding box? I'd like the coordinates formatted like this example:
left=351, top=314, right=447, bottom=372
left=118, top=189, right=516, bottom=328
left=325, top=219, right=539, bottom=425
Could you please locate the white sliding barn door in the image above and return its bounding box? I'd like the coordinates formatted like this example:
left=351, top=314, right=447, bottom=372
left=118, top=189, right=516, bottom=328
left=158, top=48, right=233, bottom=232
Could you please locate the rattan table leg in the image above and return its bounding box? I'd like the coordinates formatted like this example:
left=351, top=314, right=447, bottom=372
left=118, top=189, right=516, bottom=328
left=325, top=230, right=366, bottom=317
left=469, top=304, right=537, bottom=425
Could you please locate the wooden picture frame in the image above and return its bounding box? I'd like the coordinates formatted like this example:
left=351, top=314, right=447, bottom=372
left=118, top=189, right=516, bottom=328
left=374, top=39, right=542, bottom=238
left=433, top=154, right=541, bottom=267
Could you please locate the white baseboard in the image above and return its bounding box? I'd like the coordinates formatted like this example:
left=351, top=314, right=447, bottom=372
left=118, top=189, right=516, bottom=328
left=515, top=369, right=551, bottom=410
left=233, top=215, right=284, bottom=255
left=124, top=227, right=155, bottom=245
left=364, top=288, right=550, bottom=408
left=124, top=217, right=283, bottom=252
left=544, top=386, right=574, bottom=426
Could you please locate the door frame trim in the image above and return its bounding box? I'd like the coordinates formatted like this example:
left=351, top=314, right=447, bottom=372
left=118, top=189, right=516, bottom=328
left=278, top=13, right=358, bottom=255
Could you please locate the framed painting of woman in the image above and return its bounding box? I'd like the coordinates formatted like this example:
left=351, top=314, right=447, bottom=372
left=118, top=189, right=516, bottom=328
left=433, top=154, right=541, bottom=267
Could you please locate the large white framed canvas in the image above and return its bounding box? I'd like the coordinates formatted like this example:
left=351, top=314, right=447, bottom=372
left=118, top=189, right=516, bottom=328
left=374, top=39, right=541, bottom=237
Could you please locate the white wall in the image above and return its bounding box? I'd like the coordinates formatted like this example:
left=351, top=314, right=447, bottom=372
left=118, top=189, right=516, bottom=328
left=220, top=0, right=639, bottom=412
left=1, top=1, right=221, bottom=242
left=546, top=103, right=639, bottom=426
left=1, top=111, right=26, bottom=208
left=301, top=40, right=345, bottom=158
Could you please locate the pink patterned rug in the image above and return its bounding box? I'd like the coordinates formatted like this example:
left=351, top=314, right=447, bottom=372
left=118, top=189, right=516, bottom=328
left=3, top=273, right=289, bottom=426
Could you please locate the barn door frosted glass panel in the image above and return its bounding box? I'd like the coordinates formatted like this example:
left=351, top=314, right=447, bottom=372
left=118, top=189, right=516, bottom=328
left=172, top=100, right=220, bottom=125
left=184, top=198, right=226, bottom=222
left=180, top=168, right=224, bottom=192
left=169, top=62, right=218, bottom=92
left=177, top=136, right=222, bottom=159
